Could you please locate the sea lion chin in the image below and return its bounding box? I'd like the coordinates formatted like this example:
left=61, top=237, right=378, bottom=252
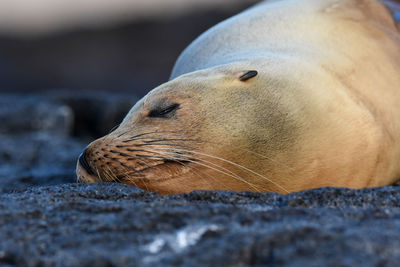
left=76, top=0, right=400, bottom=194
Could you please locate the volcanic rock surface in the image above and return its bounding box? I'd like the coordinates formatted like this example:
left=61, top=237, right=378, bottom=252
left=2, top=184, right=400, bottom=266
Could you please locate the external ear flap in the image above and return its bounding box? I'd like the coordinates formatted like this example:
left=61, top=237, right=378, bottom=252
left=239, top=70, right=258, bottom=81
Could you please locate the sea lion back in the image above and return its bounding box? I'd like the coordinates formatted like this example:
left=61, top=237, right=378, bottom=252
left=170, top=0, right=400, bottom=79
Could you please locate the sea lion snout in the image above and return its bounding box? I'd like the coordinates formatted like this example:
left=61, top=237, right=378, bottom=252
left=78, top=148, right=95, bottom=176
left=77, top=144, right=104, bottom=183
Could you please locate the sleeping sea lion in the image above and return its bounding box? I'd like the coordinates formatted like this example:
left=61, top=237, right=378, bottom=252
left=76, top=0, right=400, bottom=194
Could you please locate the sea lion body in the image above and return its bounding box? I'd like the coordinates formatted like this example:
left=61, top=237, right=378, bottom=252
left=77, top=0, right=400, bottom=194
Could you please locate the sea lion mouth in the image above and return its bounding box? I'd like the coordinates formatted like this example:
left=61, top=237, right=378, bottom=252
left=77, top=157, right=191, bottom=185
left=76, top=160, right=98, bottom=183
left=119, top=159, right=192, bottom=183
left=162, top=159, right=191, bottom=166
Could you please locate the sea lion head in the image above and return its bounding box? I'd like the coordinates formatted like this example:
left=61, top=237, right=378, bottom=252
left=76, top=63, right=300, bottom=194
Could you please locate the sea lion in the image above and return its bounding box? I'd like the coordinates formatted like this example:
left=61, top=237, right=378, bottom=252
left=76, top=0, right=400, bottom=194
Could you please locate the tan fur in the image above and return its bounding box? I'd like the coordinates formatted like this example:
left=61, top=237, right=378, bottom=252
left=77, top=0, right=400, bottom=194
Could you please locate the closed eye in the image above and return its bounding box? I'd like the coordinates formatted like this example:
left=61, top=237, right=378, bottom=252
left=148, top=103, right=180, bottom=118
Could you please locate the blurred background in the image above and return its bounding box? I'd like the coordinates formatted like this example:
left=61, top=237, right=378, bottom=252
left=0, top=0, right=258, bottom=96
left=0, top=0, right=258, bottom=192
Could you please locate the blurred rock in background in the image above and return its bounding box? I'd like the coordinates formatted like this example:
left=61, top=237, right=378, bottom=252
left=0, top=0, right=258, bottom=96
left=0, top=92, right=138, bottom=192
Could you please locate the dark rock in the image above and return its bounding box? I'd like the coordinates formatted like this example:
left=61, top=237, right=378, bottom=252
left=1, top=183, right=400, bottom=266
left=0, top=94, right=73, bottom=136
left=0, top=91, right=137, bottom=192
left=0, top=133, right=85, bottom=193
left=0, top=92, right=137, bottom=139
left=47, top=90, right=138, bottom=138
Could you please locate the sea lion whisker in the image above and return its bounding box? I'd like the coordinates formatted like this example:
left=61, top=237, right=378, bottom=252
left=141, top=138, right=201, bottom=144
left=126, top=155, right=167, bottom=160
left=239, top=149, right=296, bottom=172
left=102, top=166, right=116, bottom=182
left=196, top=139, right=296, bottom=172
left=109, top=155, right=162, bottom=180
left=105, top=164, right=121, bottom=183
left=151, top=149, right=246, bottom=181
left=120, top=169, right=140, bottom=188
left=115, top=165, right=145, bottom=185
left=101, top=167, right=112, bottom=181
left=163, top=157, right=230, bottom=191
left=117, top=143, right=185, bottom=148
left=104, top=148, right=164, bottom=160
left=95, top=165, right=103, bottom=181
left=187, top=164, right=232, bottom=191
left=170, top=155, right=262, bottom=192
left=102, top=153, right=152, bottom=179
left=154, top=157, right=215, bottom=190
left=191, top=158, right=261, bottom=190
left=115, top=160, right=145, bottom=176
left=129, top=143, right=189, bottom=147
left=155, top=147, right=289, bottom=193
left=109, top=124, right=120, bottom=134
left=108, top=158, right=153, bottom=192
left=114, top=151, right=142, bottom=158
left=144, top=149, right=262, bottom=192
left=142, top=177, right=150, bottom=191
left=105, top=165, right=121, bottom=183
left=109, top=128, right=133, bottom=142
left=122, top=131, right=182, bottom=142
left=136, top=148, right=190, bottom=162
left=124, top=131, right=162, bottom=140
left=116, top=129, right=129, bottom=138
left=124, top=149, right=178, bottom=157
left=122, top=148, right=154, bottom=153
left=119, top=138, right=201, bottom=146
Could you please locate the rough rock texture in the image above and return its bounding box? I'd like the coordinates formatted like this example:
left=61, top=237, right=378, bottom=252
left=1, top=183, right=400, bottom=266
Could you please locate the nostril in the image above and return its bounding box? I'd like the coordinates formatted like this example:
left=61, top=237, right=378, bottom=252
left=79, top=148, right=95, bottom=175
